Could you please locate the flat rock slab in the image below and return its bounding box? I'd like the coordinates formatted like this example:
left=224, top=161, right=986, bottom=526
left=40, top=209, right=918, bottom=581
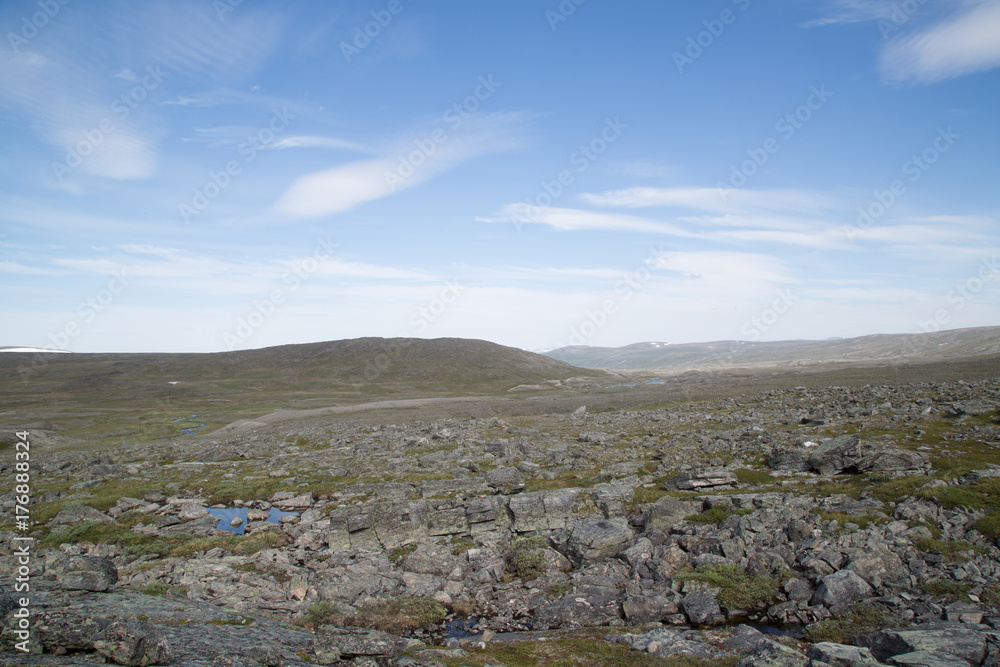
left=0, top=581, right=314, bottom=667
left=887, top=650, right=976, bottom=667
left=665, top=469, right=739, bottom=490
left=48, top=505, right=113, bottom=525
left=806, top=641, right=881, bottom=666
left=858, top=623, right=991, bottom=664
left=57, top=556, right=119, bottom=592
left=314, top=626, right=408, bottom=664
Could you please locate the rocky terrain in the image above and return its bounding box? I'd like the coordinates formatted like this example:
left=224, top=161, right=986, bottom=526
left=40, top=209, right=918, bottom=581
left=4, top=371, right=1000, bottom=665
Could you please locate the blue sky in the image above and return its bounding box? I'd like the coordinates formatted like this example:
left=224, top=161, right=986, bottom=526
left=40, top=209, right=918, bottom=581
left=1, top=0, right=998, bottom=353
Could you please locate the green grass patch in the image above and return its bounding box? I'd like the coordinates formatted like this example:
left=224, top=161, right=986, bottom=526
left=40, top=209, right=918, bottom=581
left=914, top=538, right=984, bottom=562
left=450, top=536, right=476, bottom=555
left=684, top=507, right=753, bottom=526
left=205, top=477, right=286, bottom=505
left=42, top=521, right=171, bottom=557
left=920, top=579, right=971, bottom=600
left=915, top=480, right=1000, bottom=511
left=300, top=600, right=341, bottom=628
left=629, top=486, right=671, bottom=511
left=231, top=562, right=292, bottom=583
left=733, top=468, right=774, bottom=486
left=165, top=532, right=286, bottom=558
left=438, top=630, right=739, bottom=667
left=304, top=595, right=446, bottom=634
left=138, top=581, right=171, bottom=596
left=970, top=511, right=1000, bottom=539
left=818, top=511, right=889, bottom=531
left=674, top=564, right=780, bottom=611
left=388, top=542, right=418, bottom=564
left=506, top=536, right=547, bottom=581
left=804, top=605, right=891, bottom=644
left=869, top=475, right=933, bottom=504
left=42, top=520, right=286, bottom=559
left=206, top=615, right=254, bottom=626
left=980, top=584, right=1000, bottom=605
left=545, top=582, right=573, bottom=599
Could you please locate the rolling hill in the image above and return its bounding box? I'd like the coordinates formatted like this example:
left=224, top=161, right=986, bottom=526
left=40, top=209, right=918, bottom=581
left=0, top=337, right=613, bottom=446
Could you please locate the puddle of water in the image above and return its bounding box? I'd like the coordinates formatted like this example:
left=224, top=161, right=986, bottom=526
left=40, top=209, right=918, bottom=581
left=748, top=623, right=805, bottom=638
left=604, top=378, right=665, bottom=389
left=444, top=618, right=480, bottom=639
left=207, top=507, right=298, bottom=535
left=156, top=414, right=208, bottom=441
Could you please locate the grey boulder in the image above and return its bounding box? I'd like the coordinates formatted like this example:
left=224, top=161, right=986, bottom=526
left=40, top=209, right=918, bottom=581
left=58, top=556, right=118, bottom=592
left=314, top=625, right=408, bottom=664
left=92, top=618, right=173, bottom=666
left=809, top=435, right=864, bottom=475
left=552, top=515, right=633, bottom=565
left=532, top=593, right=623, bottom=630
left=49, top=505, right=113, bottom=525
left=485, top=466, right=525, bottom=494
left=681, top=589, right=723, bottom=627
left=811, top=569, right=873, bottom=608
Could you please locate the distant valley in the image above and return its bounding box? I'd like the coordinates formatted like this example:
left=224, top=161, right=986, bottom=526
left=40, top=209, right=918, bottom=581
left=543, top=326, right=1000, bottom=371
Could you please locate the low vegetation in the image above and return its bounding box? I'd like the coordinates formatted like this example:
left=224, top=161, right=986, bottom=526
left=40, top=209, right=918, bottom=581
left=684, top=507, right=753, bottom=527
left=302, top=596, right=446, bottom=634
left=914, top=537, right=984, bottom=562
left=919, top=579, right=971, bottom=601
left=804, top=605, right=891, bottom=644
left=674, top=564, right=781, bottom=611
left=435, top=630, right=740, bottom=667
left=505, top=536, right=547, bottom=581
left=41, top=520, right=286, bottom=558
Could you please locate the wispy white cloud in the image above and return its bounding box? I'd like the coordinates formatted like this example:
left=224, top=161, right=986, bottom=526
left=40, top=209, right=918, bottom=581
left=273, top=156, right=404, bottom=219
left=582, top=186, right=839, bottom=215
left=801, top=0, right=907, bottom=27
left=806, top=0, right=1000, bottom=84
left=477, top=204, right=695, bottom=236
left=0, top=261, right=58, bottom=275
left=51, top=244, right=437, bottom=294
left=265, top=135, right=372, bottom=153
left=881, top=1, right=1000, bottom=83
left=650, top=251, right=793, bottom=287
left=274, top=111, right=529, bottom=219
left=0, top=0, right=285, bottom=186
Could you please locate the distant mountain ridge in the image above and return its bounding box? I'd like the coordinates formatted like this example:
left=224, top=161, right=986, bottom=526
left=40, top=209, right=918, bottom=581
left=542, top=326, right=1000, bottom=371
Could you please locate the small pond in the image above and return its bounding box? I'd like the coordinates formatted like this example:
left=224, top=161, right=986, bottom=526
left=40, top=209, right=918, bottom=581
left=207, top=507, right=298, bottom=535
